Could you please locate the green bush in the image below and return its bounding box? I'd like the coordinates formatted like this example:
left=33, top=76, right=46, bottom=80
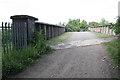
left=32, top=31, right=52, bottom=54
left=2, top=31, right=52, bottom=78
left=114, top=17, right=120, bottom=35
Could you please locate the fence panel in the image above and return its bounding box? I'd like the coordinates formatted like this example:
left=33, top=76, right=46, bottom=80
left=12, top=21, right=28, bottom=49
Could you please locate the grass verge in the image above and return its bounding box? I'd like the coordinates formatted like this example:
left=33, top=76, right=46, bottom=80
left=49, top=32, right=72, bottom=42
left=93, top=32, right=113, bottom=38
left=103, top=40, right=120, bottom=70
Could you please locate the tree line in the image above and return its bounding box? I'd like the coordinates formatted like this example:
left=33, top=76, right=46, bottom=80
left=59, top=18, right=111, bottom=32
left=59, top=17, right=120, bottom=35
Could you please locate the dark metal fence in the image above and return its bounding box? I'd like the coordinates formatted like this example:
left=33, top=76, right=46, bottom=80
left=0, top=22, right=12, bottom=54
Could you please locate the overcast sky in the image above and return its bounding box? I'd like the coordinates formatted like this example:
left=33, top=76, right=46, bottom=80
left=0, top=0, right=119, bottom=24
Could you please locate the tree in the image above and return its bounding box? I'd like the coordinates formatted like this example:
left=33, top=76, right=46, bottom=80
left=66, top=19, right=81, bottom=32
left=80, top=20, right=88, bottom=31
left=114, top=17, right=120, bottom=34
left=88, top=22, right=99, bottom=26
left=58, top=22, right=66, bottom=26
left=65, top=19, right=89, bottom=32
left=99, top=18, right=110, bottom=26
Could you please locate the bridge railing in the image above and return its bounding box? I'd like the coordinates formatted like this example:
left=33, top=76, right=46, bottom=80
left=35, top=22, right=65, bottom=40
left=1, top=15, right=65, bottom=51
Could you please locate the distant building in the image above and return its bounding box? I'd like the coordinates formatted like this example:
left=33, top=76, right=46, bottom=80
left=88, top=25, right=115, bottom=35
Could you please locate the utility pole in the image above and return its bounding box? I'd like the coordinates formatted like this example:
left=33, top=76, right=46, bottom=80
left=118, top=1, right=120, bottom=16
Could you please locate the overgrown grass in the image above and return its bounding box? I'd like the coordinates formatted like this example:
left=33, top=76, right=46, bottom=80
left=103, top=40, right=120, bottom=70
left=49, top=32, right=72, bottom=42
left=2, top=31, right=52, bottom=78
left=93, top=32, right=113, bottom=38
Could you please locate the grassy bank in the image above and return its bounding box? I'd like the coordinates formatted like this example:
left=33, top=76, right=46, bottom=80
left=93, top=32, right=113, bottom=38
left=2, top=32, right=52, bottom=78
left=49, top=32, right=72, bottom=42
left=103, top=40, right=120, bottom=70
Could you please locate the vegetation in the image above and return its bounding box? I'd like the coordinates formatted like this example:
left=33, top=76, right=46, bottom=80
left=58, top=22, right=66, bottom=26
left=103, top=40, right=120, bottom=70
left=94, top=32, right=113, bottom=38
left=101, top=17, right=120, bottom=78
left=65, top=19, right=88, bottom=32
left=49, top=32, right=72, bottom=42
left=89, top=18, right=110, bottom=26
left=2, top=31, right=52, bottom=78
left=99, top=18, right=110, bottom=26
left=108, top=17, right=120, bottom=36
left=59, top=18, right=110, bottom=32
left=88, top=22, right=99, bottom=26
left=114, top=17, right=120, bottom=35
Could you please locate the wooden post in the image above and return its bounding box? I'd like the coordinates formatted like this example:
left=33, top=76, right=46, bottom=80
left=53, top=26, right=55, bottom=37
left=108, top=25, right=110, bottom=35
left=50, top=26, right=52, bottom=38
left=48, top=26, right=50, bottom=39
left=44, top=25, right=47, bottom=40
left=58, top=27, right=60, bottom=35
left=10, top=15, right=38, bottom=49
left=35, top=23, right=41, bottom=32
left=52, top=26, right=54, bottom=38
left=57, top=27, right=59, bottom=36
left=46, top=25, right=49, bottom=40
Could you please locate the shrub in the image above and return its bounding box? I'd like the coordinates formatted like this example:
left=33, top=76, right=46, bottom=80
left=114, top=17, right=120, bottom=35
left=32, top=31, right=52, bottom=54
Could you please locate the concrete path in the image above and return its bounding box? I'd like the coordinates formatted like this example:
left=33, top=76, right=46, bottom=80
left=11, top=32, right=119, bottom=78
